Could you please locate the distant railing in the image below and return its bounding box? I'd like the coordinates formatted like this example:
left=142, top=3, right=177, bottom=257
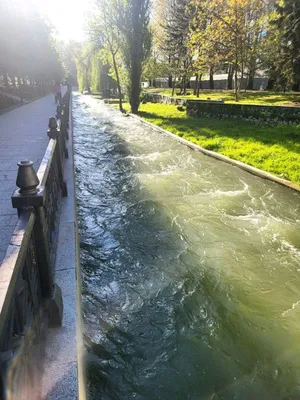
left=0, top=87, right=71, bottom=399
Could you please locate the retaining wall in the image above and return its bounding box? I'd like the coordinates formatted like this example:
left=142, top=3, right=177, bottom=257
left=143, top=92, right=187, bottom=106
left=186, top=100, right=300, bottom=126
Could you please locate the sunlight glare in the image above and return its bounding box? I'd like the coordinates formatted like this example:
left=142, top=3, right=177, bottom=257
left=36, top=0, right=92, bottom=42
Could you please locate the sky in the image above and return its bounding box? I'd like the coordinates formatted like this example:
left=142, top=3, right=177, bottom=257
left=36, top=0, right=92, bottom=42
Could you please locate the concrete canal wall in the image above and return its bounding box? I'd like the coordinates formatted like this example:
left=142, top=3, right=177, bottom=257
left=41, top=93, right=82, bottom=399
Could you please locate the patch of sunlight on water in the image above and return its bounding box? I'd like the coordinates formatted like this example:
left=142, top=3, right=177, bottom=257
left=73, top=93, right=300, bottom=400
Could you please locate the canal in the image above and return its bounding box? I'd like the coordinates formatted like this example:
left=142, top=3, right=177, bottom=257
left=73, top=93, right=300, bottom=399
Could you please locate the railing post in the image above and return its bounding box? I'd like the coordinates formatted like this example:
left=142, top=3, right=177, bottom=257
left=47, top=118, right=68, bottom=197
left=56, top=104, right=62, bottom=120
left=11, top=161, right=63, bottom=327
left=61, top=104, right=69, bottom=140
left=11, top=161, right=53, bottom=298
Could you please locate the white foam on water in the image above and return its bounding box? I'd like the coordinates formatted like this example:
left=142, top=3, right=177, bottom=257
left=282, top=299, right=300, bottom=317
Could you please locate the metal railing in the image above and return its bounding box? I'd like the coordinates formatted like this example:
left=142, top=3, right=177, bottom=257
left=0, top=88, right=71, bottom=399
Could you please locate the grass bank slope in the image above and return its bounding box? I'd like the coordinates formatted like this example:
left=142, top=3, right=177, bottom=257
left=111, top=101, right=300, bottom=185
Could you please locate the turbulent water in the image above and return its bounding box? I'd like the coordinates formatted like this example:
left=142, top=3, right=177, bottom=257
left=73, top=93, right=300, bottom=400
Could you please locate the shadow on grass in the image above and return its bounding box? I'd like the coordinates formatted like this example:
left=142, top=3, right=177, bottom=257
left=158, top=89, right=300, bottom=105
left=138, top=110, right=300, bottom=155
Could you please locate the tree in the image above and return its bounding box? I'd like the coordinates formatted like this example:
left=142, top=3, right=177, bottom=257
left=0, top=0, right=64, bottom=90
left=90, top=0, right=151, bottom=113
left=142, top=49, right=170, bottom=86
left=74, top=43, right=93, bottom=92
left=190, top=0, right=267, bottom=101
left=152, top=0, right=174, bottom=88
left=270, top=0, right=300, bottom=90
left=188, top=0, right=223, bottom=95
left=57, top=41, right=79, bottom=86
left=89, top=0, right=125, bottom=112
left=162, top=0, right=194, bottom=95
left=115, top=0, right=152, bottom=113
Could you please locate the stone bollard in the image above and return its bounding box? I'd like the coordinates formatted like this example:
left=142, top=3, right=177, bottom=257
left=61, top=103, right=69, bottom=140
left=16, top=160, right=39, bottom=194
left=47, top=117, right=68, bottom=197
left=48, top=116, right=69, bottom=159
left=47, top=117, right=59, bottom=140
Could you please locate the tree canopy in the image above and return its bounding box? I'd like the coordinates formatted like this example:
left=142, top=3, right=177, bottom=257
left=0, top=0, right=65, bottom=89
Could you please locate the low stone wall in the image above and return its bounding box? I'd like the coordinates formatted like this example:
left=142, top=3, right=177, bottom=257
left=186, top=100, right=300, bottom=126
left=143, top=92, right=187, bottom=106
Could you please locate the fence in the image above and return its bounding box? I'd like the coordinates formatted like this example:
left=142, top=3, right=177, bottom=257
left=0, top=88, right=71, bottom=399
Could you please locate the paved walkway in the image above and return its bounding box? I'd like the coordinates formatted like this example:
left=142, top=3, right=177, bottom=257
left=0, top=94, right=58, bottom=264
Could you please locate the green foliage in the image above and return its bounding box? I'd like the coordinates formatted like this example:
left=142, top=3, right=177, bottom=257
left=264, top=0, right=300, bottom=89
left=114, top=0, right=152, bottom=113
left=142, top=55, right=170, bottom=83
left=74, top=43, right=99, bottom=93
left=0, top=0, right=65, bottom=86
left=113, top=102, right=300, bottom=185
left=77, top=66, right=85, bottom=93
left=90, top=52, right=102, bottom=93
left=154, top=89, right=300, bottom=105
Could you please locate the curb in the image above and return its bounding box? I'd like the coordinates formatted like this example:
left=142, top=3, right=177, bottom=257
left=0, top=92, right=53, bottom=116
left=128, top=113, right=300, bottom=193
left=0, top=102, right=24, bottom=115
left=71, top=94, right=88, bottom=400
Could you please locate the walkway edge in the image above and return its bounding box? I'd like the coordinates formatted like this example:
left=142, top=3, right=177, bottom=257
left=0, top=92, right=53, bottom=116
left=129, top=113, right=300, bottom=193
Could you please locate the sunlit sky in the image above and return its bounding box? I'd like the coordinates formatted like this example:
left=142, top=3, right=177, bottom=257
left=36, top=0, right=92, bottom=42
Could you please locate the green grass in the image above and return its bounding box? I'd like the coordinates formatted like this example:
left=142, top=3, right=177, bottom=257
left=92, top=92, right=102, bottom=100
left=144, top=88, right=300, bottom=106
left=111, top=101, right=300, bottom=185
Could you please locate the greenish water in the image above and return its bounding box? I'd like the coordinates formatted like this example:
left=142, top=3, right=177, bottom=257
left=73, top=93, right=300, bottom=400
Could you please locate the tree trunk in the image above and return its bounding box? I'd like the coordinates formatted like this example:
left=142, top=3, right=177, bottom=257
left=240, top=67, right=244, bottom=92
left=193, top=73, right=199, bottom=95
left=234, top=64, right=238, bottom=102
left=172, top=75, right=176, bottom=97
left=168, top=54, right=172, bottom=88
left=209, top=67, right=214, bottom=89
left=111, top=51, right=123, bottom=112
left=247, top=69, right=255, bottom=90
left=266, top=78, right=275, bottom=90
left=182, top=75, right=186, bottom=95
left=234, top=35, right=239, bottom=101
left=180, top=77, right=184, bottom=95
left=129, top=51, right=141, bottom=114
left=227, top=65, right=233, bottom=89
left=197, top=74, right=202, bottom=97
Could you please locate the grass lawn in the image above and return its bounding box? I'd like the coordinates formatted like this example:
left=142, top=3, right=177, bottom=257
left=110, top=101, right=300, bottom=185
left=145, top=88, right=300, bottom=106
